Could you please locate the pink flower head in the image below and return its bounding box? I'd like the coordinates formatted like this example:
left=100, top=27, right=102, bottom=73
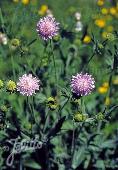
left=17, top=74, right=40, bottom=96
left=36, top=16, right=59, bottom=40
left=71, top=73, right=95, bottom=96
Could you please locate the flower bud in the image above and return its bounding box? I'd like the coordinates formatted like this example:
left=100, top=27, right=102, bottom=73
left=96, top=112, right=104, bottom=120
left=10, top=38, right=20, bottom=50
left=6, top=80, right=16, bottom=93
left=74, top=113, right=83, bottom=122
left=47, top=97, right=58, bottom=110
left=0, top=105, right=8, bottom=113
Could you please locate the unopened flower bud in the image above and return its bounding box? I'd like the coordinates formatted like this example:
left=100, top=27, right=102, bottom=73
left=96, top=112, right=104, bottom=120
left=6, top=80, right=16, bottom=93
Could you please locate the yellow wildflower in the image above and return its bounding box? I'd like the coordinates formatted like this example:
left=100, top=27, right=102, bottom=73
left=95, top=19, right=106, bottom=28
left=38, top=5, right=48, bottom=16
left=103, top=82, right=109, bottom=88
left=106, top=26, right=114, bottom=32
left=105, top=97, right=110, bottom=106
left=101, top=8, right=108, bottom=15
left=6, top=80, right=16, bottom=93
left=98, top=82, right=109, bottom=94
left=83, top=35, right=91, bottom=44
left=97, top=0, right=104, bottom=6
left=21, top=0, right=30, bottom=5
left=98, top=87, right=107, bottom=94
left=109, top=7, right=117, bottom=15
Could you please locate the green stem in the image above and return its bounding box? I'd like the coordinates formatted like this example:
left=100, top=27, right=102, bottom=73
left=82, top=52, right=95, bottom=72
left=81, top=97, right=85, bottom=114
left=27, top=97, right=35, bottom=135
left=71, top=122, right=84, bottom=167
left=39, top=43, right=48, bottom=68
left=57, top=96, right=70, bottom=118
left=71, top=120, right=75, bottom=156
left=50, top=40, right=57, bottom=85
left=11, top=55, right=16, bottom=80
left=27, top=38, right=37, bottom=47
left=43, top=108, right=49, bottom=133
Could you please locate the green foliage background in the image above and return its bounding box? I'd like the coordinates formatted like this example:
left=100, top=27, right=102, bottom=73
left=0, top=0, right=118, bottom=170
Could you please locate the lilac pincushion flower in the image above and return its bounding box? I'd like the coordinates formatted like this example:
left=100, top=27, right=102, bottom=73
left=36, top=16, right=59, bottom=40
left=71, top=73, right=95, bottom=96
left=17, top=74, right=40, bottom=96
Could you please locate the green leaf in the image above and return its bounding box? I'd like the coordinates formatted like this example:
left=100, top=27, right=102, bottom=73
left=95, top=160, right=105, bottom=170
left=47, top=116, right=66, bottom=139
left=72, top=147, right=86, bottom=169
left=35, top=93, right=47, bottom=104
left=24, top=159, right=41, bottom=169
left=100, top=140, right=115, bottom=149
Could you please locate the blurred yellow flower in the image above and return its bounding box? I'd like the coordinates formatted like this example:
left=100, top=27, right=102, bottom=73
left=102, top=31, right=108, bottom=39
left=106, top=26, right=114, bottom=32
left=38, top=5, right=48, bottom=16
left=83, top=35, right=91, bottom=43
left=97, top=0, right=104, bottom=6
left=98, top=87, right=107, bottom=94
left=95, top=19, right=106, bottom=28
left=109, top=7, right=117, bottom=15
left=103, top=82, right=109, bottom=88
left=101, top=8, right=108, bottom=15
left=105, top=97, right=110, bottom=106
left=21, top=0, right=30, bottom=5
left=98, top=82, right=109, bottom=94
left=6, top=80, right=16, bottom=93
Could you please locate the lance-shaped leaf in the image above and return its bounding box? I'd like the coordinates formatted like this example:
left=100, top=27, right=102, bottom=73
left=47, top=116, right=66, bottom=139
left=87, top=133, right=101, bottom=146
